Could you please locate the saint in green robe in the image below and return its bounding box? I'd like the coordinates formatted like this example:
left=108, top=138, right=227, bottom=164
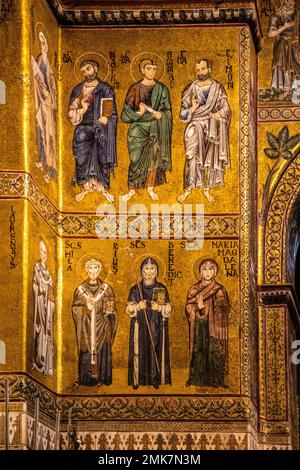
left=121, top=80, right=172, bottom=188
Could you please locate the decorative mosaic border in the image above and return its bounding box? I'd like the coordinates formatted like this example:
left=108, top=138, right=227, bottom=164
left=0, top=374, right=292, bottom=448
left=0, top=409, right=291, bottom=449
left=265, top=306, right=287, bottom=421
left=0, top=374, right=255, bottom=423
left=264, top=155, right=300, bottom=284
left=46, top=0, right=261, bottom=51
left=0, top=171, right=239, bottom=239
left=1, top=410, right=252, bottom=450
left=258, top=103, right=300, bottom=123
left=58, top=429, right=249, bottom=450
left=239, top=27, right=251, bottom=396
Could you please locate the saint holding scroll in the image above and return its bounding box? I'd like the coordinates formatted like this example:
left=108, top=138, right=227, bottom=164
left=121, top=58, right=172, bottom=202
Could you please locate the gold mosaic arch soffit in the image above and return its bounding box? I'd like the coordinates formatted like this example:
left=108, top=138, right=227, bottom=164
left=264, top=145, right=300, bottom=285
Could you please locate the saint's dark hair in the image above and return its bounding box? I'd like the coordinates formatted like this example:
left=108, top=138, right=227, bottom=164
left=195, top=58, right=212, bottom=70
left=80, top=60, right=99, bottom=70
left=139, top=58, right=158, bottom=74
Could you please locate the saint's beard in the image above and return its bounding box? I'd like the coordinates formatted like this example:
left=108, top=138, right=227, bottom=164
left=198, top=74, right=210, bottom=81
left=85, top=73, right=97, bottom=82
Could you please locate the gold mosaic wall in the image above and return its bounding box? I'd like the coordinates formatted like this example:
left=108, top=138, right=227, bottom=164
left=0, top=0, right=299, bottom=449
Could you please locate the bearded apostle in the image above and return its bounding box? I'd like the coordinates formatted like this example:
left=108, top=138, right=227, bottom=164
left=72, top=259, right=117, bottom=387
left=68, top=60, right=117, bottom=202
left=32, top=240, right=55, bottom=376
left=185, top=259, right=230, bottom=388
left=177, top=59, right=231, bottom=204
left=121, top=59, right=172, bottom=202
left=126, top=257, right=172, bottom=389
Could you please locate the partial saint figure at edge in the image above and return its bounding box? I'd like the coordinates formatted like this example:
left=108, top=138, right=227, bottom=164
left=126, top=257, right=172, bottom=389
left=31, top=32, right=58, bottom=183
left=267, top=0, right=300, bottom=101
left=72, top=259, right=117, bottom=387
left=32, top=240, right=55, bottom=376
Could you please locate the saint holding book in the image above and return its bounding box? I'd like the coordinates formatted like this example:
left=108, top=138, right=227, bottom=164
left=126, top=257, right=172, bottom=389
left=68, top=58, right=117, bottom=202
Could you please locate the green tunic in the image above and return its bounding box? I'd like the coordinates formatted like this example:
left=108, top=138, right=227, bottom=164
left=121, top=80, right=172, bottom=188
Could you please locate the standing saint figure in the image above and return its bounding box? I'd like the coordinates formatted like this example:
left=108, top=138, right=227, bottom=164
left=32, top=240, right=55, bottom=376
left=72, top=259, right=117, bottom=387
left=177, top=59, right=231, bottom=204
left=267, top=0, right=300, bottom=100
left=185, top=259, right=230, bottom=388
left=68, top=60, right=117, bottom=202
left=126, top=257, right=172, bottom=389
left=31, top=32, right=57, bottom=183
left=121, top=59, right=172, bottom=201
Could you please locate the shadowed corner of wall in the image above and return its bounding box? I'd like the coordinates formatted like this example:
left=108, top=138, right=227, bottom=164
left=0, top=80, right=6, bottom=105
left=0, top=340, right=6, bottom=364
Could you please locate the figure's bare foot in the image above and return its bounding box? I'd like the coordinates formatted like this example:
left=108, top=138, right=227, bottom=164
left=147, top=187, right=159, bottom=201
left=75, top=190, right=89, bottom=202
left=73, top=381, right=80, bottom=389
left=204, top=189, right=215, bottom=203
left=102, top=190, right=115, bottom=203
left=120, top=189, right=136, bottom=202
left=177, top=188, right=192, bottom=203
left=32, top=363, right=41, bottom=372
left=36, top=162, right=43, bottom=169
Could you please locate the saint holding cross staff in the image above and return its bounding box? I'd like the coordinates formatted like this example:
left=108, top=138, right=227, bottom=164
left=125, top=249, right=172, bottom=389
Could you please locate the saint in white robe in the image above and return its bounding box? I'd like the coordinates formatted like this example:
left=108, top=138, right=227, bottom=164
left=180, top=79, right=231, bottom=190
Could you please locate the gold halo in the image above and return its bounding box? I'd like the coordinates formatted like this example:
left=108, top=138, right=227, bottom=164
left=74, top=52, right=109, bottom=83
left=34, top=233, right=54, bottom=268
left=76, top=253, right=111, bottom=283
left=35, top=233, right=49, bottom=252
left=126, top=250, right=167, bottom=282
left=192, top=254, right=220, bottom=281
left=130, top=52, right=165, bottom=82
left=34, top=22, right=52, bottom=60
left=188, top=53, right=223, bottom=81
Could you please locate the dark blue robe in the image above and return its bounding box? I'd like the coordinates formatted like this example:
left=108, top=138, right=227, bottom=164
left=69, top=80, right=117, bottom=188
left=128, top=281, right=171, bottom=387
